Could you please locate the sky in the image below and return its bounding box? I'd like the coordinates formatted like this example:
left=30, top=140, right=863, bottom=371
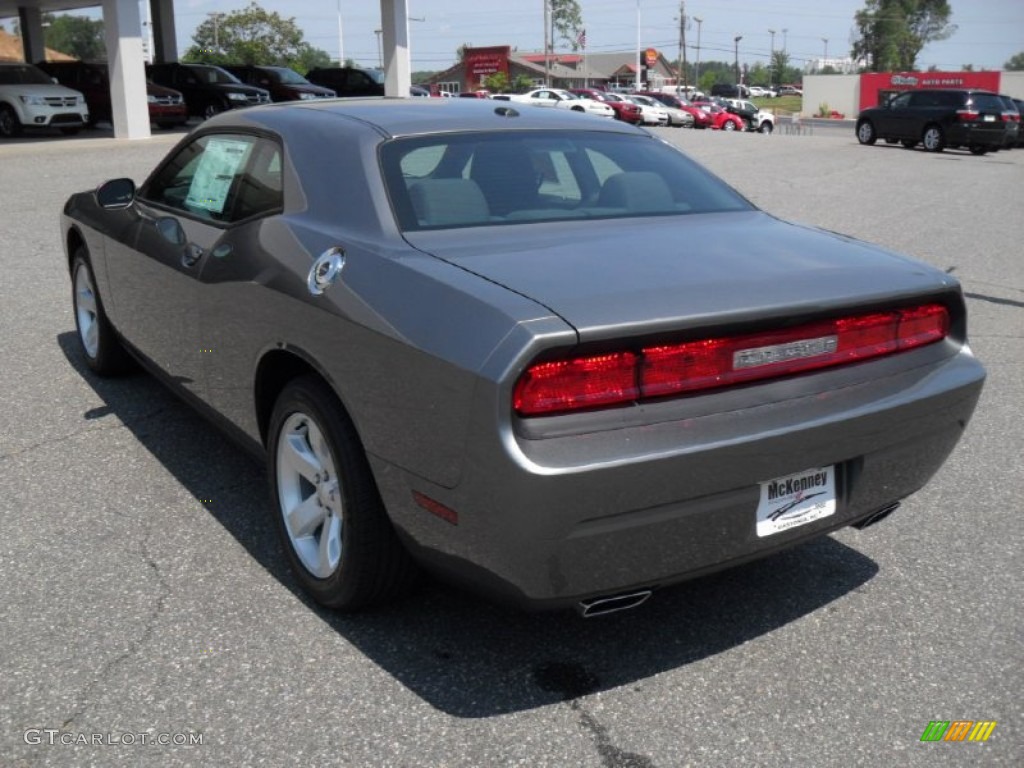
left=4, top=1, right=1023, bottom=72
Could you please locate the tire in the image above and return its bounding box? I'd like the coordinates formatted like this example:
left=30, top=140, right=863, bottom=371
left=759, top=121, right=773, bottom=134
left=0, top=103, right=23, bottom=138
left=901, top=140, right=916, bottom=149
left=856, top=120, right=876, bottom=145
left=268, top=375, right=416, bottom=610
left=202, top=101, right=226, bottom=120
left=156, top=122, right=183, bottom=130
left=571, top=106, right=584, bottom=113
left=969, top=146, right=988, bottom=156
left=723, top=119, right=737, bottom=132
left=71, top=249, right=133, bottom=375
left=922, top=124, right=945, bottom=152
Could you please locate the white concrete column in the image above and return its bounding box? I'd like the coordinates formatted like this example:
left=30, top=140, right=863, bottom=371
left=380, top=0, right=411, bottom=98
left=150, top=0, right=178, bottom=63
left=102, top=0, right=151, bottom=139
left=17, top=6, right=45, bottom=63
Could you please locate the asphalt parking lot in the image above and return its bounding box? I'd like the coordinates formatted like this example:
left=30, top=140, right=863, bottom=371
left=1, top=122, right=1021, bottom=767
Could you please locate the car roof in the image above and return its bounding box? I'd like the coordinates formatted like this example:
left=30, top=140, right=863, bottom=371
left=215, top=97, right=646, bottom=139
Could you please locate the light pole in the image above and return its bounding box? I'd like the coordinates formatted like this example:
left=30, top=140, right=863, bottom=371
left=734, top=35, right=742, bottom=87
left=335, top=1, right=346, bottom=66
left=768, top=29, right=775, bottom=90
left=822, top=37, right=828, bottom=71
left=374, top=28, right=382, bottom=69
left=782, top=28, right=787, bottom=53
left=693, top=16, right=702, bottom=92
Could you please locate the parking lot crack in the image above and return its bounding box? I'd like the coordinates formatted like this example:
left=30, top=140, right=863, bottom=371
left=60, top=531, right=171, bottom=730
left=571, top=700, right=659, bottom=768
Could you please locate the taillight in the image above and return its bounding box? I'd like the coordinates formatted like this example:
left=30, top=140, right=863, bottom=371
left=514, top=304, right=949, bottom=416
left=956, top=109, right=979, bottom=121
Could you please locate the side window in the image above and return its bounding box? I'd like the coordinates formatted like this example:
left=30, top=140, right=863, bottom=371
left=890, top=93, right=912, bottom=109
left=142, top=134, right=282, bottom=223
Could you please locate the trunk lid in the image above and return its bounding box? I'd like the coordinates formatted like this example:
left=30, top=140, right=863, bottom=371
left=404, top=211, right=957, bottom=342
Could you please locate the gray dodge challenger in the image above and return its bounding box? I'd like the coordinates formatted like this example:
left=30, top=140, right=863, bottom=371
left=62, top=99, right=985, bottom=616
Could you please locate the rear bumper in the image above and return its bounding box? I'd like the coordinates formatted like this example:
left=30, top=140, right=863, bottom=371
left=949, top=123, right=1006, bottom=148
left=374, top=345, right=984, bottom=610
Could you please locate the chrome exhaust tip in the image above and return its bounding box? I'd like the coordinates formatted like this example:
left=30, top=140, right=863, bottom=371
left=577, top=589, right=653, bottom=618
left=851, top=501, right=900, bottom=530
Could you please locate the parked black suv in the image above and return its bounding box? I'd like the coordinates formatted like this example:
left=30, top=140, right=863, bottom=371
left=710, top=83, right=749, bottom=99
left=221, top=65, right=335, bottom=102
left=36, top=60, right=188, bottom=128
left=304, top=67, right=384, bottom=97
left=856, top=89, right=1006, bottom=155
left=146, top=63, right=270, bottom=120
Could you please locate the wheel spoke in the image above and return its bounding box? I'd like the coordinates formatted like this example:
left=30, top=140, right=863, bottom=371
left=307, top=421, right=334, bottom=478
left=317, top=513, right=342, bottom=574
left=84, top=321, right=98, bottom=353
left=286, top=495, right=325, bottom=539
left=282, top=426, right=323, bottom=483
left=77, top=287, right=96, bottom=314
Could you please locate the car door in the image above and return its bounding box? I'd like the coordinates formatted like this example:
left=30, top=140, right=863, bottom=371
left=876, top=91, right=912, bottom=138
left=103, top=132, right=272, bottom=400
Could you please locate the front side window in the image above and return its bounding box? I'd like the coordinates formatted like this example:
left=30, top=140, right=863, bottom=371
left=889, top=92, right=913, bottom=109
left=142, top=134, right=282, bottom=224
left=381, top=130, right=752, bottom=231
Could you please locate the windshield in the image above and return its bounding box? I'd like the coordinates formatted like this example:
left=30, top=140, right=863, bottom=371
left=381, top=130, right=753, bottom=231
left=265, top=67, right=310, bottom=85
left=0, top=64, right=54, bottom=86
left=187, top=65, right=241, bottom=85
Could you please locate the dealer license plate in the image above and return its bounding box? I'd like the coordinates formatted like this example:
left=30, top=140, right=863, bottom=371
left=756, top=466, right=836, bottom=537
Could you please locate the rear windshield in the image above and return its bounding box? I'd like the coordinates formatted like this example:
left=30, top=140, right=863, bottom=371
left=380, top=130, right=753, bottom=231
left=970, top=93, right=1006, bottom=112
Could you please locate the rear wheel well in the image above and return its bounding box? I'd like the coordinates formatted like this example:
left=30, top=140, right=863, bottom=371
left=254, top=350, right=339, bottom=447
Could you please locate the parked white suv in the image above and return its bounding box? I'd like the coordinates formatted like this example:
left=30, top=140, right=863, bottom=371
left=0, top=62, right=89, bottom=137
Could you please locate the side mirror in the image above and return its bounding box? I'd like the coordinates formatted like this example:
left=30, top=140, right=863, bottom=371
left=96, top=178, right=136, bottom=209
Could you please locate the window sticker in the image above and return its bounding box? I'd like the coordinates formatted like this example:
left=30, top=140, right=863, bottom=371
left=185, top=137, right=253, bottom=215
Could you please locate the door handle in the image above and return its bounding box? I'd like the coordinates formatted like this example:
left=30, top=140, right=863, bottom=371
left=181, top=243, right=204, bottom=268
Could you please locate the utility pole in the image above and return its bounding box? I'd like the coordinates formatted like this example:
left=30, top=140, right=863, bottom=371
left=336, top=0, right=344, bottom=66
left=678, top=1, right=687, bottom=91
left=734, top=35, right=742, bottom=87
left=768, top=29, right=775, bottom=90
left=693, top=16, right=702, bottom=93
left=822, top=37, right=828, bottom=70
left=544, top=0, right=551, bottom=86
left=208, top=12, right=224, bottom=52
left=635, top=0, right=641, bottom=92
left=782, top=28, right=788, bottom=53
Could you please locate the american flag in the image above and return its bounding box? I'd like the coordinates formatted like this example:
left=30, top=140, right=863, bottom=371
left=577, top=29, right=587, bottom=49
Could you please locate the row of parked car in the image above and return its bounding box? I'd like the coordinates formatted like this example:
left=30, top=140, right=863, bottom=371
left=493, top=86, right=775, bottom=133
left=856, top=88, right=1024, bottom=155
left=0, top=60, right=386, bottom=137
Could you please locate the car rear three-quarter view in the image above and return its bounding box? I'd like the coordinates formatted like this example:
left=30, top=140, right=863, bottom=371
left=61, top=99, right=985, bottom=617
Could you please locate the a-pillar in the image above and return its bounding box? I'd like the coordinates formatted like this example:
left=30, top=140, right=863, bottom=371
left=17, top=6, right=45, bottom=64
left=102, top=0, right=150, bottom=139
left=380, top=0, right=410, bottom=98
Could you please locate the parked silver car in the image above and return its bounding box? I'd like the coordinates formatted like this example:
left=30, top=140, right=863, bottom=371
left=62, top=99, right=984, bottom=615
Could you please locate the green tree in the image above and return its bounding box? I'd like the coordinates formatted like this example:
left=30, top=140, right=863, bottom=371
left=551, top=0, right=584, bottom=52
left=1005, top=52, right=1024, bottom=71
left=27, top=13, right=105, bottom=60
left=852, top=0, right=956, bottom=72
left=483, top=71, right=509, bottom=92
left=182, top=1, right=330, bottom=72
left=770, top=50, right=791, bottom=87
left=511, top=73, right=534, bottom=92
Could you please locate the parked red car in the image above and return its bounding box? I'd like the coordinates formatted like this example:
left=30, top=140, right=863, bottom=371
left=638, top=91, right=712, bottom=129
left=692, top=101, right=745, bottom=131
left=570, top=88, right=642, bottom=124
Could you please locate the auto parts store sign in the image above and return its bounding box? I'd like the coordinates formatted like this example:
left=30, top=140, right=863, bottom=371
left=859, top=71, right=1001, bottom=111
left=465, top=46, right=510, bottom=88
